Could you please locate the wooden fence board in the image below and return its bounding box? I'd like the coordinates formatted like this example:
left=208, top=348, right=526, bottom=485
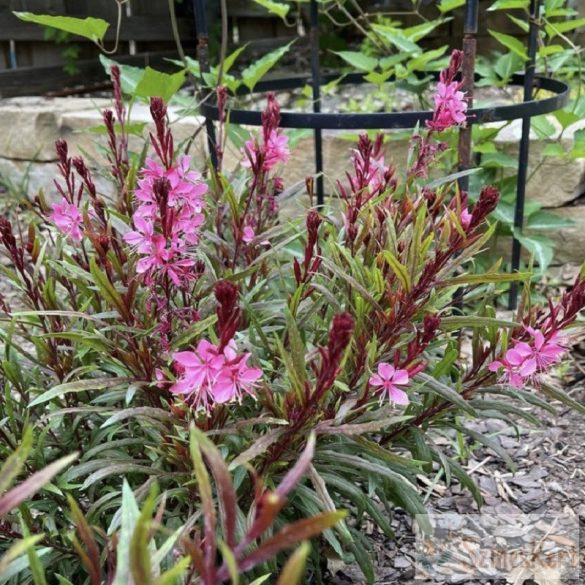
left=0, top=50, right=179, bottom=97
left=0, top=11, right=193, bottom=42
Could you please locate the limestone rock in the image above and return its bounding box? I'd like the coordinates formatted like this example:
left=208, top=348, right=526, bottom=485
left=538, top=205, right=585, bottom=265
left=491, top=118, right=585, bottom=208
left=0, top=97, right=109, bottom=162
left=490, top=204, right=585, bottom=266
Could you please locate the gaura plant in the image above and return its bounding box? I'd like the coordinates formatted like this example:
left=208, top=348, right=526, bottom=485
left=1, top=52, right=584, bottom=583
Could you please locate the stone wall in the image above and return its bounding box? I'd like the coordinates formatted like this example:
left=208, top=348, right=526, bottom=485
left=0, top=97, right=584, bottom=264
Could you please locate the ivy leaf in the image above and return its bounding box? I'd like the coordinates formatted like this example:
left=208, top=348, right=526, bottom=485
left=526, top=210, right=574, bottom=229
left=545, top=17, right=585, bottom=38
left=333, top=51, right=378, bottom=72
left=252, top=0, right=290, bottom=19
left=531, top=115, right=556, bottom=139
left=514, top=232, right=555, bottom=271
left=13, top=12, right=109, bottom=43
left=241, top=41, right=294, bottom=91
left=371, top=26, right=421, bottom=54
left=134, top=67, right=186, bottom=103
left=438, top=0, right=466, bottom=12
left=488, top=30, right=529, bottom=60
left=100, top=55, right=145, bottom=95
left=488, top=0, right=529, bottom=10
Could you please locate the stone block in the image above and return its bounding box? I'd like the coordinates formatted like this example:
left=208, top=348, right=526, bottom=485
left=491, top=118, right=585, bottom=208
left=0, top=97, right=110, bottom=162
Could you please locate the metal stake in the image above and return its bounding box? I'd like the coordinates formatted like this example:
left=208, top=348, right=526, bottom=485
left=457, top=0, right=478, bottom=193
left=509, top=0, right=541, bottom=310
left=193, top=0, right=219, bottom=170
left=309, top=0, right=324, bottom=207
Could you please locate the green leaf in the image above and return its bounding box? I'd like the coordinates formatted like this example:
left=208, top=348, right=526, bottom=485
left=89, top=257, right=130, bottom=321
left=507, top=14, right=530, bottom=32
left=223, top=44, right=248, bottom=74
left=20, top=522, right=47, bottom=585
left=493, top=51, right=524, bottom=83
left=135, top=67, right=186, bottom=103
left=488, top=0, right=529, bottom=10
left=334, top=51, right=378, bottom=72
left=0, top=427, right=33, bottom=495
left=379, top=251, right=411, bottom=292
left=488, top=30, right=529, bottom=60
left=440, top=316, right=519, bottom=330
left=416, top=373, right=478, bottom=417
left=241, top=41, right=294, bottom=91
left=276, top=542, right=310, bottom=585
left=371, top=26, right=421, bottom=54
left=100, top=55, right=145, bottom=95
left=542, top=143, right=566, bottom=157
left=0, top=454, right=78, bottom=517
left=531, top=115, right=556, bottom=139
left=171, top=314, right=218, bottom=349
left=130, top=489, right=157, bottom=585
left=0, top=535, right=45, bottom=577
left=540, top=382, right=585, bottom=415
left=545, top=17, right=585, bottom=38
left=514, top=232, right=554, bottom=271
left=14, top=12, right=109, bottom=43
left=553, top=109, right=581, bottom=129
left=252, top=0, right=290, bottom=18
left=111, top=482, right=140, bottom=585
left=481, top=152, right=519, bottom=169
left=438, top=0, right=466, bottom=12
left=153, top=558, right=190, bottom=585
left=452, top=424, right=516, bottom=472
left=29, top=377, right=131, bottom=407
left=442, top=271, right=532, bottom=286
left=240, top=512, right=346, bottom=572
left=526, top=210, right=574, bottom=229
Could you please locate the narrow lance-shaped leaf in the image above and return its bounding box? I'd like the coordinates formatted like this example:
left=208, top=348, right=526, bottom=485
left=0, top=453, right=78, bottom=517
left=276, top=542, right=311, bottom=585
left=191, top=428, right=238, bottom=550
left=238, top=511, right=346, bottom=572
left=68, top=495, right=102, bottom=585
left=0, top=427, right=33, bottom=495
left=189, top=424, right=217, bottom=580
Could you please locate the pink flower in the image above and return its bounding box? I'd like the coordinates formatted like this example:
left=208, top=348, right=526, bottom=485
left=242, top=226, right=255, bottom=243
left=460, top=208, right=472, bottom=229
left=242, top=130, right=289, bottom=171
left=489, top=343, right=536, bottom=389
left=427, top=81, right=467, bottom=132
left=213, top=352, right=263, bottom=404
left=264, top=129, right=290, bottom=170
left=488, top=326, right=567, bottom=389
left=170, top=338, right=263, bottom=412
left=136, top=235, right=170, bottom=274
left=369, top=363, right=410, bottom=405
left=123, top=215, right=154, bottom=253
left=172, top=340, right=224, bottom=390
left=127, top=155, right=208, bottom=288
left=50, top=198, right=84, bottom=241
left=524, top=327, right=566, bottom=369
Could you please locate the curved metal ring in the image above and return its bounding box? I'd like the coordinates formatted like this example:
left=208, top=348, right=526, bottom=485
left=200, top=72, right=569, bottom=130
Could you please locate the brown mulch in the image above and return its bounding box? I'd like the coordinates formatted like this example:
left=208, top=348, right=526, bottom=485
left=323, top=364, right=585, bottom=585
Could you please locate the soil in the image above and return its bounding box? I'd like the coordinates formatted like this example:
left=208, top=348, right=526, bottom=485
left=323, top=362, right=585, bottom=585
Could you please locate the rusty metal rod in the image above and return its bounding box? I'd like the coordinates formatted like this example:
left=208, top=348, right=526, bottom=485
left=509, top=0, right=541, bottom=310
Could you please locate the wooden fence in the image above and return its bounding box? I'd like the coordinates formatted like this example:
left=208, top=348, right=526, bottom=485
left=0, top=0, right=536, bottom=98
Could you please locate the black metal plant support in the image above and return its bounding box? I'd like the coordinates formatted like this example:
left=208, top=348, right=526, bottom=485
left=192, top=0, right=567, bottom=308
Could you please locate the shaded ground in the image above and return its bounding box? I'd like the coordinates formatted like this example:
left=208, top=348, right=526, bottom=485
left=324, top=367, right=585, bottom=585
